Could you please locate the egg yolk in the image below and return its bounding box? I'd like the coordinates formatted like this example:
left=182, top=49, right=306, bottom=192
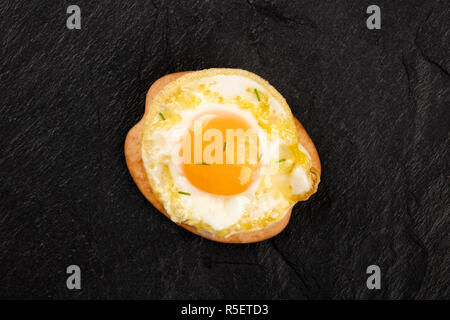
left=182, top=111, right=260, bottom=196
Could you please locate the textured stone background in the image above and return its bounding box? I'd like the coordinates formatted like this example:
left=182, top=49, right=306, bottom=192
left=0, top=0, right=448, bottom=299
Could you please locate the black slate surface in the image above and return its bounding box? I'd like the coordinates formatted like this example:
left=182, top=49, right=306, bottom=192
left=0, top=0, right=448, bottom=299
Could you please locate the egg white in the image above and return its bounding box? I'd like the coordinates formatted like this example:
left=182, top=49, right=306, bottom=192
left=142, top=71, right=312, bottom=234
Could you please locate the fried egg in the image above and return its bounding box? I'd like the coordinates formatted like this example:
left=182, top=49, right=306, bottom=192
left=141, top=69, right=318, bottom=238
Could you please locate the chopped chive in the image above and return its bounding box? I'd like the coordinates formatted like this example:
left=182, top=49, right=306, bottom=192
left=159, top=112, right=166, bottom=120
left=278, top=158, right=286, bottom=163
left=254, top=88, right=261, bottom=101
left=223, top=142, right=227, bottom=151
left=178, top=191, right=191, bottom=196
left=258, top=154, right=262, bottom=161
left=195, top=162, right=211, bottom=166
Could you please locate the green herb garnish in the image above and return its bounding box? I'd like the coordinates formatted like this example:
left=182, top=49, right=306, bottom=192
left=278, top=158, right=286, bottom=163
left=254, top=88, right=261, bottom=101
left=223, top=142, right=227, bottom=151
left=159, top=112, right=166, bottom=120
left=195, top=162, right=211, bottom=166
left=178, top=191, right=191, bottom=196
